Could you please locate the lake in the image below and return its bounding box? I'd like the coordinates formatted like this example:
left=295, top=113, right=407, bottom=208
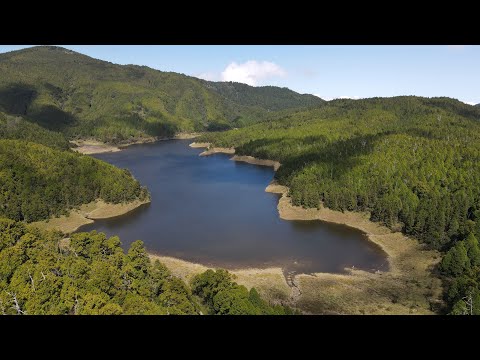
left=79, top=140, right=387, bottom=274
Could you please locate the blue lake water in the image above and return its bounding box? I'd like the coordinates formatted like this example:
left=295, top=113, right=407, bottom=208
left=79, top=139, right=387, bottom=274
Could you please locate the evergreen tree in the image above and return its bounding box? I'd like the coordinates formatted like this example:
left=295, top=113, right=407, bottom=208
left=465, top=233, right=480, bottom=268
left=440, top=241, right=470, bottom=276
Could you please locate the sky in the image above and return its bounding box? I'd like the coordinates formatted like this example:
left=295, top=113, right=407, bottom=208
left=0, top=45, right=478, bottom=105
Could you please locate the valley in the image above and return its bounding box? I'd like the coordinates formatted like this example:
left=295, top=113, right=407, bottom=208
left=1, top=45, right=479, bottom=315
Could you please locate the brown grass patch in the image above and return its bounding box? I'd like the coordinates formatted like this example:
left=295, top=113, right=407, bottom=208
left=265, top=180, right=443, bottom=314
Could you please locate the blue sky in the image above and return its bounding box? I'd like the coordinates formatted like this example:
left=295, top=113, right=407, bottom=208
left=0, top=45, right=478, bottom=104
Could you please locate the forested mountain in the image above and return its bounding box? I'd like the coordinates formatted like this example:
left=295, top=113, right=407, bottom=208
left=0, top=220, right=293, bottom=315
left=0, top=46, right=323, bottom=143
left=201, top=96, right=480, bottom=314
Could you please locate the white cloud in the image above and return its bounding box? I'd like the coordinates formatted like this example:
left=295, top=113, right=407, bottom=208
left=313, top=94, right=332, bottom=101
left=221, top=60, right=286, bottom=86
left=312, top=94, right=362, bottom=101
left=464, top=101, right=477, bottom=106
left=197, top=72, right=218, bottom=81
left=339, top=95, right=360, bottom=100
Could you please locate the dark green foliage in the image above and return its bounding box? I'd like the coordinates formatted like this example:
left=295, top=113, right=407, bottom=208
left=191, top=269, right=296, bottom=315
left=449, top=288, right=480, bottom=315
left=465, top=233, right=480, bottom=268
left=190, top=269, right=233, bottom=308
left=0, top=219, right=286, bottom=315
left=0, top=140, right=148, bottom=222
left=444, top=233, right=480, bottom=314
left=440, top=241, right=470, bottom=277
left=0, top=46, right=323, bottom=143
left=0, top=220, right=198, bottom=315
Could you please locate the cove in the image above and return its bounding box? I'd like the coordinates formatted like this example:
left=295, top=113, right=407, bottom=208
left=79, top=139, right=387, bottom=274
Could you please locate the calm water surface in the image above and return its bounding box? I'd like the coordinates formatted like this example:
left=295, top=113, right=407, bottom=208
left=79, top=140, right=387, bottom=274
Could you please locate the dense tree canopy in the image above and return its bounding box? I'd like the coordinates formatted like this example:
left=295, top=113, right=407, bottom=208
left=0, top=140, right=149, bottom=222
left=201, top=96, right=480, bottom=314
left=0, top=220, right=198, bottom=315
left=0, top=219, right=289, bottom=315
left=191, top=269, right=297, bottom=315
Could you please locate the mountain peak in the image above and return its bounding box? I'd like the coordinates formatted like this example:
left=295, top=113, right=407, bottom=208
left=16, top=45, right=77, bottom=54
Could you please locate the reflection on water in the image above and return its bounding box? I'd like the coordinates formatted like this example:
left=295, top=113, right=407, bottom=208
left=79, top=140, right=387, bottom=274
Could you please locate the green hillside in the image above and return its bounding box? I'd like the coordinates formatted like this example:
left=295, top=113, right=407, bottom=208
left=201, top=96, right=480, bottom=313
left=0, top=140, right=149, bottom=222
left=0, top=46, right=323, bottom=143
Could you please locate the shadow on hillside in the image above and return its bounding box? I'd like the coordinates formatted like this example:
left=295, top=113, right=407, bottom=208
left=0, top=83, right=78, bottom=132
left=87, top=111, right=181, bottom=143
left=236, top=133, right=385, bottom=181
left=0, top=83, right=37, bottom=115
left=28, top=105, right=77, bottom=132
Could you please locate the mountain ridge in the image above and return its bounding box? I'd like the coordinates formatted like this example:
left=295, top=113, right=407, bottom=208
left=0, top=46, right=324, bottom=142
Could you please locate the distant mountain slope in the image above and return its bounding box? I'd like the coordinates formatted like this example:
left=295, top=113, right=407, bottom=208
left=0, top=46, right=324, bottom=142
left=200, top=80, right=323, bottom=122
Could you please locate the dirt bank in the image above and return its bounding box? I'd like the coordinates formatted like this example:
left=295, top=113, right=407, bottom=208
left=71, top=140, right=121, bottom=154
left=232, top=155, right=281, bottom=171
left=30, top=198, right=150, bottom=234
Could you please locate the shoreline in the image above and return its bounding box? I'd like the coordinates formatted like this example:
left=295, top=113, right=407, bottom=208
left=232, top=155, right=281, bottom=171
left=72, top=132, right=200, bottom=155
left=190, top=143, right=281, bottom=171
left=184, top=141, right=443, bottom=314
left=30, top=198, right=151, bottom=234
left=41, top=139, right=443, bottom=314
left=190, top=142, right=236, bottom=157
left=265, top=181, right=392, bottom=270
